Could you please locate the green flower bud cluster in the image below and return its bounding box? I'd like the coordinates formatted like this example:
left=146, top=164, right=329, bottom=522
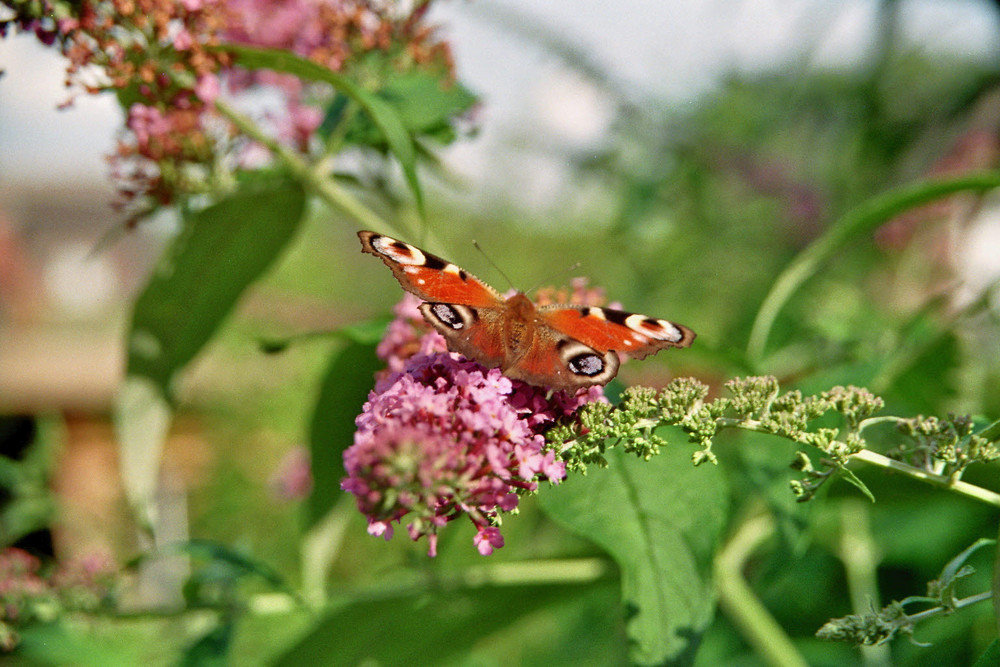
left=550, top=376, right=999, bottom=506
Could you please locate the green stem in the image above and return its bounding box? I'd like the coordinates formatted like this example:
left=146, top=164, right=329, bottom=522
left=714, top=417, right=1000, bottom=507
left=838, top=501, right=891, bottom=667
left=458, top=558, right=610, bottom=587
left=715, top=513, right=809, bottom=667
left=214, top=98, right=391, bottom=232
left=746, top=172, right=1000, bottom=363
left=904, top=591, right=993, bottom=624
left=850, top=449, right=1000, bottom=507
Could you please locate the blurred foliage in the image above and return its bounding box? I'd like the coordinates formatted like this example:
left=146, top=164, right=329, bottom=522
left=5, top=1, right=1000, bottom=666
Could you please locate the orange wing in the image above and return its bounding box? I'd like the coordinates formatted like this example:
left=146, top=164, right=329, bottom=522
left=359, top=231, right=502, bottom=308
left=506, top=331, right=620, bottom=391
left=539, top=306, right=695, bottom=359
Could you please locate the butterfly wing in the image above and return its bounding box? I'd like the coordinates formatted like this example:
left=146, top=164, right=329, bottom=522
left=360, top=230, right=509, bottom=368
left=416, top=302, right=507, bottom=369
left=504, top=328, right=620, bottom=391
left=358, top=231, right=503, bottom=308
left=360, top=230, right=696, bottom=391
left=539, top=305, right=696, bottom=359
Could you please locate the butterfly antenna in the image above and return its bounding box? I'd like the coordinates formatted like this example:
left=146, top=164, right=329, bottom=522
left=472, top=239, right=518, bottom=291
left=525, top=261, right=582, bottom=296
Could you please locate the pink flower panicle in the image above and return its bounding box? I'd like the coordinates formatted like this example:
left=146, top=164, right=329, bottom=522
left=342, top=288, right=607, bottom=556
left=0, top=548, right=115, bottom=652
left=1, top=0, right=454, bottom=219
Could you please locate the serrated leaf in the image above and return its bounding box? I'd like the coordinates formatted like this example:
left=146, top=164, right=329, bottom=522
left=127, top=180, right=306, bottom=394
left=307, top=341, right=383, bottom=529
left=538, top=441, right=728, bottom=666
left=223, top=44, right=424, bottom=218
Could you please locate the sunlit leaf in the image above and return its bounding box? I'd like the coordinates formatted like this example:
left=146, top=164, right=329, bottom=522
left=340, top=70, right=477, bottom=146
left=114, top=376, right=172, bottom=521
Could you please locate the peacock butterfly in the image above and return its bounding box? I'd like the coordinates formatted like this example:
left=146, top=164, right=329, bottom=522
left=359, top=230, right=695, bottom=391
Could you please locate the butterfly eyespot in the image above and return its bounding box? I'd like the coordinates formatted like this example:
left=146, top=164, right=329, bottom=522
left=359, top=230, right=694, bottom=390
left=422, top=302, right=478, bottom=332
left=568, top=352, right=605, bottom=377
left=431, top=304, right=464, bottom=329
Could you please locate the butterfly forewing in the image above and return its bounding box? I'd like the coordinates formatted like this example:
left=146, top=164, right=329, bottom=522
left=539, top=306, right=695, bottom=358
left=358, top=230, right=695, bottom=389
left=359, top=231, right=503, bottom=308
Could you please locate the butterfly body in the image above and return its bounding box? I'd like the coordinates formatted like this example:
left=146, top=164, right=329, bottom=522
left=359, top=230, right=695, bottom=391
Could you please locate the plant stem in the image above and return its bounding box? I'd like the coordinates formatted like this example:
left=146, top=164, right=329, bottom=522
left=459, top=558, right=610, bottom=587
left=747, top=171, right=1000, bottom=363
left=904, top=591, right=993, bottom=624
left=715, top=513, right=809, bottom=667
left=838, top=501, right=891, bottom=667
left=715, top=417, right=1000, bottom=507
left=850, top=449, right=1000, bottom=507
left=214, top=98, right=391, bottom=232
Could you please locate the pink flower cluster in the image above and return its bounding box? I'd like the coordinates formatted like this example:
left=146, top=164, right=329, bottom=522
left=342, top=294, right=605, bottom=556
left=2, top=0, right=454, bottom=217
left=0, top=548, right=114, bottom=652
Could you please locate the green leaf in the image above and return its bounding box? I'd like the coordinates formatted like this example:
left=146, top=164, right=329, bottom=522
left=307, top=341, right=383, bottom=529
left=17, top=621, right=144, bottom=666
left=223, top=44, right=425, bottom=218
left=341, top=70, right=477, bottom=146
left=972, top=638, right=1000, bottom=667
left=890, top=332, right=960, bottom=413
left=538, top=440, right=729, bottom=666
left=127, top=179, right=306, bottom=394
left=257, top=316, right=390, bottom=354
left=168, top=538, right=295, bottom=594
left=937, top=538, right=997, bottom=589
left=747, top=171, right=1000, bottom=362
left=978, top=417, right=1000, bottom=443
left=180, top=620, right=234, bottom=667
left=837, top=466, right=876, bottom=503
left=273, top=581, right=615, bottom=667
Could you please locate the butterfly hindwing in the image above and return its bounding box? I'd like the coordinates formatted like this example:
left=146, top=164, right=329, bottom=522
left=539, top=305, right=695, bottom=359
left=506, top=331, right=619, bottom=390
left=358, top=231, right=502, bottom=308
left=359, top=230, right=696, bottom=390
left=418, top=302, right=507, bottom=369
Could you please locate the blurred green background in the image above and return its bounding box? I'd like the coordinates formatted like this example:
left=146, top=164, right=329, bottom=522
left=2, top=1, right=1000, bottom=665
